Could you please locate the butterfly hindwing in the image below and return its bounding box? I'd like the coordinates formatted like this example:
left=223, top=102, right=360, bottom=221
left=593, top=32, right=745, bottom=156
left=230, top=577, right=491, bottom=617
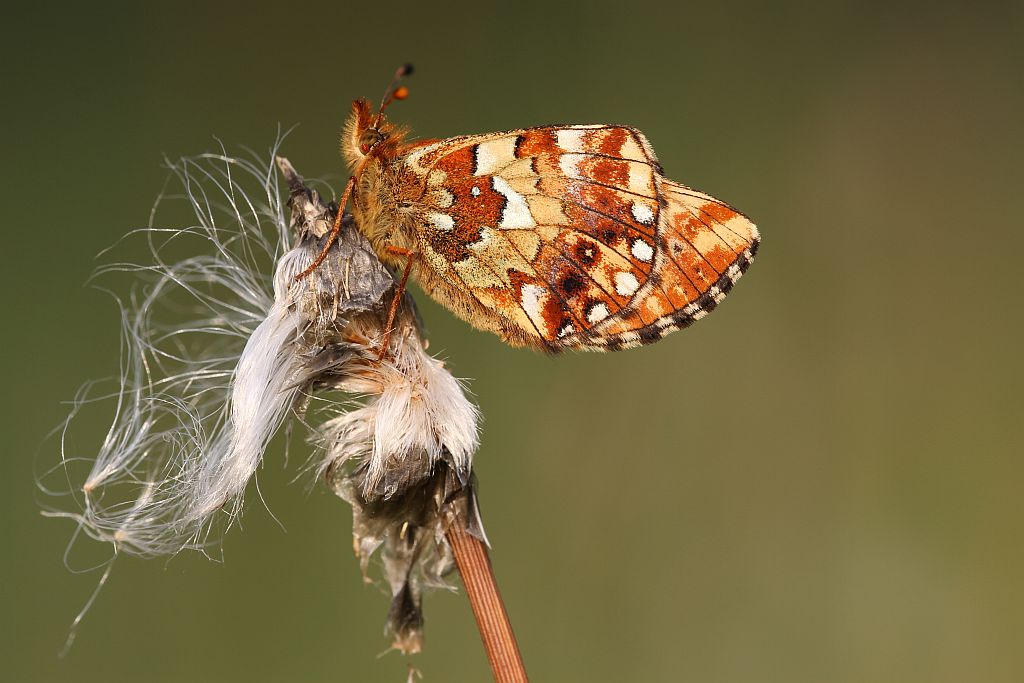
left=568, top=180, right=760, bottom=350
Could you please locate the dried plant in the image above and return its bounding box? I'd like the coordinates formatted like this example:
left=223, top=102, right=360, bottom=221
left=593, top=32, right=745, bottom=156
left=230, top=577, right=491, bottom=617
left=41, top=145, right=511, bottom=667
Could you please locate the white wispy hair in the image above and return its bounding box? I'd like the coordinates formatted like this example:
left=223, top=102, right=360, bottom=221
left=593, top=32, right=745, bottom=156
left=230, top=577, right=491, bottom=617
left=44, top=143, right=478, bottom=561
left=43, top=146, right=294, bottom=558
left=43, top=143, right=482, bottom=656
left=315, top=320, right=479, bottom=499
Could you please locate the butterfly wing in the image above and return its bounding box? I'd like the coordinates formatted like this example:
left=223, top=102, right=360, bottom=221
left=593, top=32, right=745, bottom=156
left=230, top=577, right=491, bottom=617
left=575, top=178, right=759, bottom=350
left=396, top=125, right=759, bottom=351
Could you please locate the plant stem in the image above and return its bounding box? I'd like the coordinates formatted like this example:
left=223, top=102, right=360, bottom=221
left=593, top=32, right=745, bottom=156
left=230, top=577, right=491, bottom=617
left=446, top=521, right=529, bottom=683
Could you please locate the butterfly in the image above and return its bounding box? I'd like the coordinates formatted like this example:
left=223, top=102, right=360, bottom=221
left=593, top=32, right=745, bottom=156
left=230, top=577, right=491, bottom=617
left=297, top=65, right=759, bottom=353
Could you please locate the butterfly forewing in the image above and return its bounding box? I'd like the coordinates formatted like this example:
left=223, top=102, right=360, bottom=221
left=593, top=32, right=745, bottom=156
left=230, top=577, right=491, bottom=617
left=395, top=124, right=758, bottom=350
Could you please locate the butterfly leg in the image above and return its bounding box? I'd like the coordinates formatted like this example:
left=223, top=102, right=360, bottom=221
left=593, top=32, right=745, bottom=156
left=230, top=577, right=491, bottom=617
left=376, top=246, right=417, bottom=360
left=294, top=175, right=356, bottom=281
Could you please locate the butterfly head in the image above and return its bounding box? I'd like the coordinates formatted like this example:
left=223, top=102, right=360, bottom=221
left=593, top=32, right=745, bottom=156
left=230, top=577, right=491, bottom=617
left=341, top=64, right=413, bottom=168
left=357, top=124, right=385, bottom=155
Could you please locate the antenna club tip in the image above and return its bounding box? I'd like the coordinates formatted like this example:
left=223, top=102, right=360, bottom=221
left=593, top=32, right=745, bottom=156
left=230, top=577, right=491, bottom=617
left=393, top=86, right=410, bottom=101
left=400, top=63, right=414, bottom=77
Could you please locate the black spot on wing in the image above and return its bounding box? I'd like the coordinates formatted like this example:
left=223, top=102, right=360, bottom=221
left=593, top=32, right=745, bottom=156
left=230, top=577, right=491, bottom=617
left=560, top=273, right=585, bottom=297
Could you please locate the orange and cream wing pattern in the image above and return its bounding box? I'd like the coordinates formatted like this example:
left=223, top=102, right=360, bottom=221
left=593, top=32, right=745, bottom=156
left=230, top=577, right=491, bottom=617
left=397, top=125, right=759, bottom=351
left=576, top=179, right=759, bottom=350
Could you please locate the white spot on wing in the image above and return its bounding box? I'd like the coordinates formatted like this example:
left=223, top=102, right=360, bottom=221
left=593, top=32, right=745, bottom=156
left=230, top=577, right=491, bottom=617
left=631, top=238, right=654, bottom=262
left=428, top=212, right=454, bottom=231
left=521, top=284, right=546, bottom=320
left=471, top=185, right=481, bottom=197
left=631, top=202, right=655, bottom=225
left=556, top=129, right=587, bottom=152
left=614, top=271, right=640, bottom=297
left=474, top=137, right=517, bottom=176
left=559, top=153, right=580, bottom=178
left=474, top=146, right=496, bottom=177
left=587, top=302, right=610, bottom=324
left=492, top=176, right=536, bottom=229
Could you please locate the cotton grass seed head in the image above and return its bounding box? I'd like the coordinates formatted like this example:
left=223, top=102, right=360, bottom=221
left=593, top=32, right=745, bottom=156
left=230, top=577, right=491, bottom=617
left=42, top=143, right=482, bottom=656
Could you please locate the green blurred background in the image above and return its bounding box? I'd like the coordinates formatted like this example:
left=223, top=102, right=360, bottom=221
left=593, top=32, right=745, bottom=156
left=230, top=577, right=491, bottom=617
left=4, top=1, right=1022, bottom=681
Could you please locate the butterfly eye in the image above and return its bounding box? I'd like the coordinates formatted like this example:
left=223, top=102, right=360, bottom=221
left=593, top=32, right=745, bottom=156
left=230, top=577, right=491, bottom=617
left=358, top=128, right=384, bottom=155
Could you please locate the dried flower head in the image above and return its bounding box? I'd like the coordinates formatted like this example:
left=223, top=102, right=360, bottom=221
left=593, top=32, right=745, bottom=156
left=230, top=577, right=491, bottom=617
left=43, top=143, right=484, bottom=655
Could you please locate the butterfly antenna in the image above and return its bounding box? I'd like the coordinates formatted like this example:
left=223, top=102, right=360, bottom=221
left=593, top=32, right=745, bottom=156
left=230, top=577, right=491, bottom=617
left=375, top=63, right=414, bottom=126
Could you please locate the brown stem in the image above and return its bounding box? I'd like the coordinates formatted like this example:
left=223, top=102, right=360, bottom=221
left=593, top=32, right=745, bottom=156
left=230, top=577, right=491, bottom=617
left=446, top=521, right=529, bottom=683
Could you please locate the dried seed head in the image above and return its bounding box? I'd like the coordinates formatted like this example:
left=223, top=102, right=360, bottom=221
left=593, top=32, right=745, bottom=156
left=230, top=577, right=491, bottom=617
left=45, top=145, right=483, bottom=655
left=279, top=158, right=483, bottom=652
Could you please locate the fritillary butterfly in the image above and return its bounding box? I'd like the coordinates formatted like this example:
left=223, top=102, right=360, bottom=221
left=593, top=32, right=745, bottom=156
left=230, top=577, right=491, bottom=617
left=299, top=65, right=759, bottom=352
